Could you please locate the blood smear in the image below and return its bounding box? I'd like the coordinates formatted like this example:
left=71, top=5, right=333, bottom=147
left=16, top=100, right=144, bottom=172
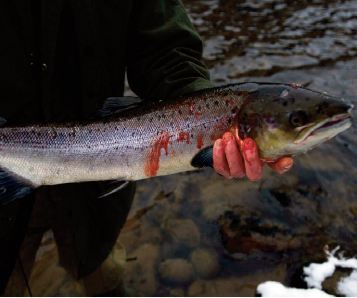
left=144, top=132, right=170, bottom=177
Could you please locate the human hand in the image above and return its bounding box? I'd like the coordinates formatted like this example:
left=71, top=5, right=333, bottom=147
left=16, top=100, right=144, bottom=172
left=213, top=132, right=293, bottom=181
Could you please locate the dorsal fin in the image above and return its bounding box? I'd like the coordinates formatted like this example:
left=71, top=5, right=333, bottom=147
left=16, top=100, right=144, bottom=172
left=98, top=96, right=143, bottom=117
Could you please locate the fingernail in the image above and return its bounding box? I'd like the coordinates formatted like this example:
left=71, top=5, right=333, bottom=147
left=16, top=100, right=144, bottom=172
left=222, top=132, right=234, bottom=146
left=243, top=138, right=255, bottom=150
left=282, top=159, right=293, bottom=169
left=243, top=138, right=256, bottom=162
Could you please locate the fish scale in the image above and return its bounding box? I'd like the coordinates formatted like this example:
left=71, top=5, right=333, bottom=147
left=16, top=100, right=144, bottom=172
left=0, top=82, right=352, bottom=204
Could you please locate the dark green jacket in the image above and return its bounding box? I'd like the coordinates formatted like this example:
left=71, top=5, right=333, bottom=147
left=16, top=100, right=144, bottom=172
left=0, top=0, right=212, bottom=124
left=0, top=0, right=212, bottom=290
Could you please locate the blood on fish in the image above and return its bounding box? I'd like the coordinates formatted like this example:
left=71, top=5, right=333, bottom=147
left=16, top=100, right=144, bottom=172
left=144, top=132, right=171, bottom=177
left=225, top=99, right=236, bottom=106
left=197, top=133, right=204, bottom=149
left=189, top=103, right=195, bottom=114
left=194, top=111, right=202, bottom=119
left=210, top=116, right=233, bottom=141
left=177, top=132, right=190, bottom=144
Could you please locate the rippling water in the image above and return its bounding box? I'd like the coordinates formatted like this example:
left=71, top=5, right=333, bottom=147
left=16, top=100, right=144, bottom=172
left=119, top=0, right=357, bottom=296
left=187, top=0, right=357, bottom=82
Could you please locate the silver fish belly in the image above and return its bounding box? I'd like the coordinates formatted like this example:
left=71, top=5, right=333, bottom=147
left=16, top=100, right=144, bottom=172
left=0, top=89, right=243, bottom=186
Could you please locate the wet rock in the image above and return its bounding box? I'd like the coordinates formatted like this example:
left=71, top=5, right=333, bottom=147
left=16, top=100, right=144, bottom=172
left=159, top=258, right=194, bottom=285
left=169, top=287, right=186, bottom=296
left=164, top=218, right=200, bottom=248
left=188, top=264, right=287, bottom=296
left=190, top=248, right=220, bottom=279
left=323, top=268, right=353, bottom=296
left=350, top=206, right=357, bottom=217
left=124, top=243, right=160, bottom=296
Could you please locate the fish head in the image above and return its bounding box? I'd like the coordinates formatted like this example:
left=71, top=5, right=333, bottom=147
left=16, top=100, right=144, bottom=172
left=237, top=84, right=353, bottom=160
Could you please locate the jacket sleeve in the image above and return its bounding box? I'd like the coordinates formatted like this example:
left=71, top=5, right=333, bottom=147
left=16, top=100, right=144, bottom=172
left=127, top=0, right=213, bottom=99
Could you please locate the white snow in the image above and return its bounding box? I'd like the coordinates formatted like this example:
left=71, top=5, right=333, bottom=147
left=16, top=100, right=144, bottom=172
left=337, top=270, right=357, bottom=297
left=257, top=281, right=334, bottom=297
left=257, top=246, right=357, bottom=297
left=304, top=260, right=336, bottom=289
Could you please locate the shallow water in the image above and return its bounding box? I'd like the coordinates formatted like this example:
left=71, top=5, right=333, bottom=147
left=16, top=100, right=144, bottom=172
left=119, top=0, right=357, bottom=296
left=13, top=1, right=357, bottom=296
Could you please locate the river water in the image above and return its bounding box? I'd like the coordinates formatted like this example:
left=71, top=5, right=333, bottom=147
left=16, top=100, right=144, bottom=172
left=19, top=0, right=357, bottom=296
left=119, top=0, right=357, bottom=296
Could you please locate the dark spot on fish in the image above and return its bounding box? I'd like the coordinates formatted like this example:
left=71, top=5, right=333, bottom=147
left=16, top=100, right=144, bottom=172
left=51, top=130, right=58, bottom=139
left=283, top=101, right=288, bottom=106
left=178, top=110, right=183, bottom=115
left=191, top=134, right=194, bottom=138
left=206, top=103, right=210, bottom=108
left=214, top=100, right=219, bottom=106
left=197, top=105, right=202, bottom=111
left=316, top=101, right=329, bottom=114
left=132, top=132, right=135, bottom=137
left=162, top=114, right=166, bottom=119
left=305, top=97, right=310, bottom=101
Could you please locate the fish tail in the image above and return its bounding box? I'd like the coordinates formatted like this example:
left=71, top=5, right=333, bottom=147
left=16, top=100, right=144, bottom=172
left=0, top=168, right=34, bottom=205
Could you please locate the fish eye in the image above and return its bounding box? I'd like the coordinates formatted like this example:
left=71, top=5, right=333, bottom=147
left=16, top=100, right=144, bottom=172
left=289, top=111, right=308, bottom=127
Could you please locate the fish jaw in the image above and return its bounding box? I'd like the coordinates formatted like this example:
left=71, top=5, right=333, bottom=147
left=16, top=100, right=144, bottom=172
left=294, top=113, right=352, bottom=145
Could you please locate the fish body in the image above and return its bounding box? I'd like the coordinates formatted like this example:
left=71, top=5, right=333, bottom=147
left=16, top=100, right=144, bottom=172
left=0, top=85, right=242, bottom=185
left=0, top=82, right=352, bottom=203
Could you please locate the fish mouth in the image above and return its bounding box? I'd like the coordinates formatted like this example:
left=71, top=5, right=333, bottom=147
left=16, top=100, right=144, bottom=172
left=294, top=113, right=352, bottom=144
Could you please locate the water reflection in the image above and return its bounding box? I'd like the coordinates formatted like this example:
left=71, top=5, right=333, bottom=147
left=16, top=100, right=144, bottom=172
left=186, top=0, right=357, bottom=81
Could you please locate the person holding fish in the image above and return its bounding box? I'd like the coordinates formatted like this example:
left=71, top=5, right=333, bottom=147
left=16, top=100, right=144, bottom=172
left=5, top=0, right=351, bottom=296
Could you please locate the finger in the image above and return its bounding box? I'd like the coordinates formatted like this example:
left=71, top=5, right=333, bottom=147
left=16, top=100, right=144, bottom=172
left=233, top=126, right=244, bottom=148
left=222, top=132, right=245, bottom=178
left=213, top=139, right=231, bottom=178
left=267, top=157, right=293, bottom=174
left=241, top=138, right=263, bottom=181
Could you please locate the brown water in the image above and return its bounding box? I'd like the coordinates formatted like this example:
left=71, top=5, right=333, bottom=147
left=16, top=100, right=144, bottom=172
left=119, top=0, right=357, bottom=296
left=14, top=0, right=357, bottom=296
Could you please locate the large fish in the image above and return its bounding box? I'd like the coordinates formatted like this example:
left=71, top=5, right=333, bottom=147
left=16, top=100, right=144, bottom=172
left=0, top=82, right=352, bottom=204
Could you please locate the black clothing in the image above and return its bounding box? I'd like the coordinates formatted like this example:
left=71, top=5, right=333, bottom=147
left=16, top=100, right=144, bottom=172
left=0, top=0, right=211, bottom=292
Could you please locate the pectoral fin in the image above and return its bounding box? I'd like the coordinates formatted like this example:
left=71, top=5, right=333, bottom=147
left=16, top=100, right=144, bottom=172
left=0, top=168, right=34, bottom=205
left=98, top=180, right=130, bottom=198
left=191, top=146, right=213, bottom=168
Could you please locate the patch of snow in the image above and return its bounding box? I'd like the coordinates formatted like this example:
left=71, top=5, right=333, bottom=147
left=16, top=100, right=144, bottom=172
left=257, top=281, right=334, bottom=297
left=257, top=246, right=357, bottom=297
left=337, top=270, right=357, bottom=297
left=304, top=260, right=336, bottom=289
